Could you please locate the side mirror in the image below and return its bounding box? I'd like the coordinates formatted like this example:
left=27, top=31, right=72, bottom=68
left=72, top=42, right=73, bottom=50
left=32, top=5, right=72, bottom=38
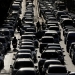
left=13, top=54, right=16, bottom=56
left=39, top=39, right=41, bottom=42
left=12, top=58, right=15, bottom=60
left=35, top=66, right=37, bottom=68
left=10, top=65, right=13, bottom=68
left=68, top=71, right=71, bottom=74
left=63, top=51, right=65, bottom=52
left=38, top=56, right=40, bottom=58
left=35, top=50, right=37, bottom=52
left=62, top=48, right=64, bottom=50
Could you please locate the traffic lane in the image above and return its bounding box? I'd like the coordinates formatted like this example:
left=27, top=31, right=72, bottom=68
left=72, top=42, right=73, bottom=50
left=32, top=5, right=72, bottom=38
left=60, top=26, right=75, bottom=71
left=20, top=0, right=26, bottom=19
left=0, top=32, right=21, bottom=74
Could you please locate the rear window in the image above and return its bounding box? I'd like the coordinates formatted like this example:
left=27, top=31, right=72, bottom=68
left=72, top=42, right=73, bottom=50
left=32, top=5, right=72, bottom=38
left=41, top=52, right=58, bottom=59
left=63, top=20, right=73, bottom=25
left=16, top=71, right=36, bottom=75
left=14, top=62, right=34, bottom=69
left=45, top=33, right=58, bottom=38
left=16, top=54, right=32, bottom=58
left=42, top=38, right=54, bottom=43
left=44, top=62, right=61, bottom=68
left=0, top=38, right=6, bottom=43
left=48, top=67, right=67, bottom=73
left=49, top=27, right=59, bottom=31
left=67, top=34, right=75, bottom=40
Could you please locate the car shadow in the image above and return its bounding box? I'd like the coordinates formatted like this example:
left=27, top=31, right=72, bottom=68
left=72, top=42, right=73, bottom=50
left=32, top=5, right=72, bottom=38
left=13, top=48, right=18, bottom=52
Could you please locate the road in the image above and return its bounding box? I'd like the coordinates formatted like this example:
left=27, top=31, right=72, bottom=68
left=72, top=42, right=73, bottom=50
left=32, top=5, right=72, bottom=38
left=0, top=0, right=75, bottom=75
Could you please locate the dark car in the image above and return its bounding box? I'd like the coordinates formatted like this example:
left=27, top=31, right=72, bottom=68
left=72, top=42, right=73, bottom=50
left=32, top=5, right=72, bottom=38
left=38, top=59, right=46, bottom=73
left=17, top=49, right=32, bottom=54
left=66, top=31, right=75, bottom=52
left=41, top=50, right=64, bottom=64
left=40, top=36, right=54, bottom=53
left=69, top=44, right=75, bottom=64
left=15, top=68, right=38, bottom=75
left=46, top=65, right=67, bottom=75
left=44, top=30, right=59, bottom=43
left=69, top=42, right=75, bottom=57
left=42, top=59, right=61, bottom=74
left=49, top=26, right=61, bottom=39
left=10, top=58, right=34, bottom=75
left=0, top=36, right=8, bottom=53
left=14, top=53, right=33, bottom=59
left=0, top=42, right=5, bottom=55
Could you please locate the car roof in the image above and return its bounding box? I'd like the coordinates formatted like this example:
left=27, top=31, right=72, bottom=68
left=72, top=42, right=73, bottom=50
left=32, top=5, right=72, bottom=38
left=42, top=36, right=54, bottom=39
left=43, top=50, right=56, bottom=53
left=49, top=64, right=66, bottom=68
left=20, top=45, right=34, bottom=47
left=17, top=53, right=31, bottom=55
left=45, top=30, right=58, bottom=33
left=68, top=31, right=75, bottom=34
left=47, top=43, right=60, bottom=45
left=45, top=59, right=60, bottom=63
left=18, top=68, right=35, bottom=71
left=16, top=58, right=32, bottom=62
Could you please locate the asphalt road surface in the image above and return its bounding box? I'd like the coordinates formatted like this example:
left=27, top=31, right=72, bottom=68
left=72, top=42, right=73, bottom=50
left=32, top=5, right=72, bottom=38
left=0, top=0, right=75, bottom=75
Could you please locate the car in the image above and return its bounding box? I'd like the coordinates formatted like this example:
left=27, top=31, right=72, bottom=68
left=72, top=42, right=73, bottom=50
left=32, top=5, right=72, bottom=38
left=60, top=15, right=70, bottom=22
left=60, top=18, right=73, bottom=28
left=46, top=20, right=59, bottom=26
left=46, top=24, right=58, bottom=28
left=40, top=36, right=54, bottom=53
left=44, top=30, right=59, bottom=43
left=46, top=46, right=63, bottom=51
left=38, top=59, right=46, bottom=73
left=42, top=59, right=61, bottom=74
left=17, top=49, right=32, bottom=53
left=23, top=17, right=34, bottom=24
left=13, top=53, right=33, bottom=59
left=10, top=58, right=34, bottom=75
left=11, top=3, right=21, bottom=14
left=46, top=65, right=67, bottom=75
left=0, top=36, right=8, bottom=53
left=15, top=68, right=38, bottom=75
left=69, top=44, right=75, bottom=64
left=66, top=31, right=75, bottom=52
left=68, top=72, right=75, bottom=75
left=63, top=26, right=74, bottom=36
left=69, top=42, right=75, bottom=57
left=19, top=41, right=33, bottom=46
left=41, top=50, right=64, bottom=64
left=0, top=42, right=5, bottom=55
left=55, top=11, right=66, bottom=20
left=49, top=26, right=61, bottom=39
left=0, top=56, right=4, bottom=68
left=3, top=26, right=14, bottom=37
left=19, top=45, right=37, bottom=62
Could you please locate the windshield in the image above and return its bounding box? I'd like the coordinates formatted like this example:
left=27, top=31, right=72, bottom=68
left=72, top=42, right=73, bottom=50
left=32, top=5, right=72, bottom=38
left=68, top=34, right=75, bottom=40
left=16, top=71, right=36, bottom=75
left=16, top=54, right=32, bottom=58
left=0, top=38, right=6, bottom=43
left=41, top=52, right=58, bottom=59
left=64, top=20, right=73, bottom=25
left=49, top=27, right=59, bottom=31
left=3, top=31, right=9, bottom=35
left=44, top=62, right=61, bottom=68
left=48, top=67, right=67, bottom=73
left=15, top=62, right=34, bottom=69
left=45, top=33, right=58, bottom=38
